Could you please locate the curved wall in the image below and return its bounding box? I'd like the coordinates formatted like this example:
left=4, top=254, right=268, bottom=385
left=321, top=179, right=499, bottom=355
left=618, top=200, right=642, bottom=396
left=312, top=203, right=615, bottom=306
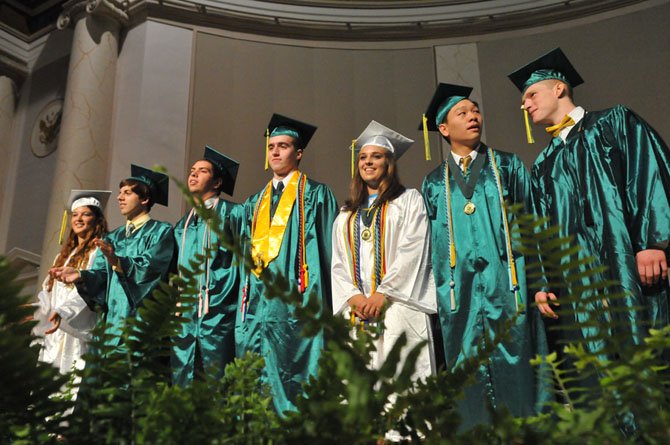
left=186, top=2, right=669, bottom=204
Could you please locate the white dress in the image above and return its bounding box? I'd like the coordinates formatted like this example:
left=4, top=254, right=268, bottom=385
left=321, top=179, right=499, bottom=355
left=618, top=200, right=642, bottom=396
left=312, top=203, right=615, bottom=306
left=34, top=248, right=99, bottom=376
left=331, top=188, right=437, bottom=379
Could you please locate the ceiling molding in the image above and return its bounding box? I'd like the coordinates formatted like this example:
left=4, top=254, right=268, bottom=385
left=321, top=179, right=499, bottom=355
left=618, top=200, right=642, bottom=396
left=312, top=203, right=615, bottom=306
left=0, top=0, right=665, bottom=43
left=142, top=0, right=656, bottom=41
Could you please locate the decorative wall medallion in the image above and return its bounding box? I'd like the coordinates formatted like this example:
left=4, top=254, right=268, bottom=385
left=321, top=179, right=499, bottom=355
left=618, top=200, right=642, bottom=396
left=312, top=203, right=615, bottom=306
left=31, top=99, right=63, bottom=158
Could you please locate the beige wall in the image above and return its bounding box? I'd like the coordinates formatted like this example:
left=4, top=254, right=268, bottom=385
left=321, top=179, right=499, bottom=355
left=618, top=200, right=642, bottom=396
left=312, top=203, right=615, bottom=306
left=478, top=3, right=670, bottom=167
left=3, top=3, right=668, bottom=266
left=188, top=3, right=669, bottom=205
left=188, top=33, right=439, bottom=204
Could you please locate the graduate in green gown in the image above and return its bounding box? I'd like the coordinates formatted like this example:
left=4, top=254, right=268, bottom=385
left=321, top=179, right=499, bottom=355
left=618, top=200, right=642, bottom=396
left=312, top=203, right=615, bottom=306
left=509, top=47, right=670, bottom=354
left=172, top=147, right=241, bottom=386
left=235, top=114, right=338, bottom=414
left=51, top=165, right=175, bottom=352
left=420, top=84, right=551, bottom=430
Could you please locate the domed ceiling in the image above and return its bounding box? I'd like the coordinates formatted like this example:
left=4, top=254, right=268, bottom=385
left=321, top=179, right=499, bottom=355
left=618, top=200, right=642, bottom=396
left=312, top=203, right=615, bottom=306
left=0, top=0, right=655, bottom=41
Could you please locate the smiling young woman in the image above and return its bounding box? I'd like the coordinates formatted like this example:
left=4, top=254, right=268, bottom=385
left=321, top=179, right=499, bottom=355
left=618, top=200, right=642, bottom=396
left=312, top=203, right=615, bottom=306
left=332, top=120, right=437, bottom=382
left=35, top=190, right=109, bottom=384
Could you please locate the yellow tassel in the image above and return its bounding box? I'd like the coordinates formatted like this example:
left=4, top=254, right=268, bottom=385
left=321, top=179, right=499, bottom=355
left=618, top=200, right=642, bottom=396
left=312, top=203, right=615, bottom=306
left=264, top=128, right=270, bottom=170
left=302, top=264, right=309, bottom=289
left=522, top=106, right=535, bottom=144
left=350, top=310, right=355, bottom=326
left=351, top=139, right=356, bottom=179
left=58, top=209, right=68, bottom=245
left=422, top=114, right=431, bottom=161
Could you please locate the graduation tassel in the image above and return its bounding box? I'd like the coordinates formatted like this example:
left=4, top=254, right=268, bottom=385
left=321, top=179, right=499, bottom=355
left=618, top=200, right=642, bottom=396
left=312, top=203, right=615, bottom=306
left=300, top=264, right=309, bottom=292
left=264, top=128, right=270, bottom=170
left=422, top=114, right=431, bottom=161
left=522, top=106, right=535, bottom=144
left=58, top=209, right=68, bottom=245
left=450, top=287, right=456, bottom=312
left=351, top=139, right=356, bottom=178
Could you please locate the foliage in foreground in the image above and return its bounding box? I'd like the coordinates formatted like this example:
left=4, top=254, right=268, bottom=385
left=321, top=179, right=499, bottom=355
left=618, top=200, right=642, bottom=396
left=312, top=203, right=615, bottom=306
left=1, top=176, right=668, bottom=444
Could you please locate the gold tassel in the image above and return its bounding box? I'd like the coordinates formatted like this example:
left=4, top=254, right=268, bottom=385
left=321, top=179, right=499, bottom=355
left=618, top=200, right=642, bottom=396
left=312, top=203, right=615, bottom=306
left=522, top=106, right=535, bottom=144
left=264, top=128, right=270, bottom=170
left=422, top=114, right=431, bottom=161
left=351, top=139, right=356, bottom=178
left=58, top=209, right=68, bottom=245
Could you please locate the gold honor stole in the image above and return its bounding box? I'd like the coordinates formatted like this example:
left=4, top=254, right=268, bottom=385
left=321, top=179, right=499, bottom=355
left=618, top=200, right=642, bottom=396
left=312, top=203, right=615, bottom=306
left=251, top=172, right=300, bottom=276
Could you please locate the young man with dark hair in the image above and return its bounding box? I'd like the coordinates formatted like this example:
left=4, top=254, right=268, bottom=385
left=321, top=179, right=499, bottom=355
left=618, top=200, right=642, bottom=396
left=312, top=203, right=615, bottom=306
left=509, top=47, right=670, bottom=352
left=235, top=114, right=338, bottom=414
left=51, top=165, right=174, bottom=352
left=171, top=147, right=241, bottom=386
left=420, top=83, right=550, bottom=430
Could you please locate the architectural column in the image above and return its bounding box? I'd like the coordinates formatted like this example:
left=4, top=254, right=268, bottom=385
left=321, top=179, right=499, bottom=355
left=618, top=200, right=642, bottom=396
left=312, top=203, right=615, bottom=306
left=0, top=75, right=17, bottom=252
left=38, top=0, right=131, bottom=281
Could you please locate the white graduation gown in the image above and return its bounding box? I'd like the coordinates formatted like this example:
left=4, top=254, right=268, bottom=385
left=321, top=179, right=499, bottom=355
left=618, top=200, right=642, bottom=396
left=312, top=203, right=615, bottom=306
left=331, top=188, right=437, bottom=379
left=35, top=248, right=99, bottom=375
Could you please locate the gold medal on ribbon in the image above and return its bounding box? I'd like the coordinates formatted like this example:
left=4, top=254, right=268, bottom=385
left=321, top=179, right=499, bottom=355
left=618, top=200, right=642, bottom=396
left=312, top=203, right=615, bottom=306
left=361, top=228, right=372, bottom=241
left=464, top=201, right=476, bottom=215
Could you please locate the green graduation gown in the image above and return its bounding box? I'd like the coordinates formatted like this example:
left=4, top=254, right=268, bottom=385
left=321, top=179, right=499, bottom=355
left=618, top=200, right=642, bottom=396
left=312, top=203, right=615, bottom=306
left=421, top=145, right=550, bottom=430
left=531, top=106, right=670, bottom=351
left=235, top=174, right=338, bottom=414
left=78, top=219, right=175, bottom=351
left=171, top=199, right=241, bottom=386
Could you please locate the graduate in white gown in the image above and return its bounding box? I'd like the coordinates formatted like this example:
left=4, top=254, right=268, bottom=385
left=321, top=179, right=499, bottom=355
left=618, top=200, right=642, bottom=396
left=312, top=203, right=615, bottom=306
left=331, top=121, right=437, bottom=380
left=35, top=190, right=110, bottom=378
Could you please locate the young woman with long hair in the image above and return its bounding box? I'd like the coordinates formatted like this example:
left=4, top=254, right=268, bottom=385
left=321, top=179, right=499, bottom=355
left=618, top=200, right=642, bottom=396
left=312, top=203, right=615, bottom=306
left=35, top=191, right=109, bottom=375
left=331, top=121, right=437, bottom=381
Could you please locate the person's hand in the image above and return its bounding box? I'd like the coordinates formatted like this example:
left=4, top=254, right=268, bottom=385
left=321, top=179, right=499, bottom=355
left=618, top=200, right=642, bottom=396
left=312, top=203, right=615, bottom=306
left=45, top=311, right=62, bottom=335
left=94, top=238, right=118, bottom=266
left=535, top=291, right=559, bottom=319
left=49, top=266, right=81, bottom=284
left=636, top=249, right=668, bottom=287
left=363, top=292, right=386, bottom=320
left=347, top=294, right=368, bottom=320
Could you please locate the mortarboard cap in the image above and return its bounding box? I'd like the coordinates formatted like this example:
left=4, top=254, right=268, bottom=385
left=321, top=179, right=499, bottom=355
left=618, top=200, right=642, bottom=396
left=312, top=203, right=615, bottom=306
left=419, top=83, right=474, bottom=131
left=203, top=145, right=239, bottom=197
left=508, top=47, right=584, bottom=94
left=58, top=189, right=112, bottom=244
left=68, top=190, right=112, bottom=212
left=266, top=113, right=317, bottom=150
left=129, top=164, right=169, bottom=207
left=418, top=83, right=474, bottom=160
left=354, top=121, right=414, bottom=159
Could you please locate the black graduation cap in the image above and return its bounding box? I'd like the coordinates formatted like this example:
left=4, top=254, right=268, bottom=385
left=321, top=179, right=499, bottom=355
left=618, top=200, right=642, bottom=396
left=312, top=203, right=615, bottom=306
left=508, top=47, right=584, bottom=93
left=266, top=113, right=317, bottom=150
left=129, top=164, right=169, bottom=207
left=204, top=145, right=239, bottom=197
left=418, top=83, right=474, bottom=131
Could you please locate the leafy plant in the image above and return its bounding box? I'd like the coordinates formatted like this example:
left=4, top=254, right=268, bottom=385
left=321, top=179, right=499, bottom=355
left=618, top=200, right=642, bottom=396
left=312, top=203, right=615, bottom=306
left=3, top=174, right=667, bottom=444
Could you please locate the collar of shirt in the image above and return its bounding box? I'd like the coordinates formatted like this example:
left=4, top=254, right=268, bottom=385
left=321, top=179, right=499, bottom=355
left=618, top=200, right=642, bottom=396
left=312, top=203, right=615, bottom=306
left=558, top=106, right=586, bottom=142
left=204, top=197, right=218, bottom=209
left=126, top=213, right=151, bottom=233
left=450, top=143, right=480, bottom=165
left=272, top=170, right=296, bottom=190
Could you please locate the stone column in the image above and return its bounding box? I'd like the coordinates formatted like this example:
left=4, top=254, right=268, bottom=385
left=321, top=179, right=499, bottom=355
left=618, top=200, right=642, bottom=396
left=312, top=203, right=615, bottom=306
left=38, top=0, right=130, bottom=281
left=0, top=75, right=17, bottom=251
